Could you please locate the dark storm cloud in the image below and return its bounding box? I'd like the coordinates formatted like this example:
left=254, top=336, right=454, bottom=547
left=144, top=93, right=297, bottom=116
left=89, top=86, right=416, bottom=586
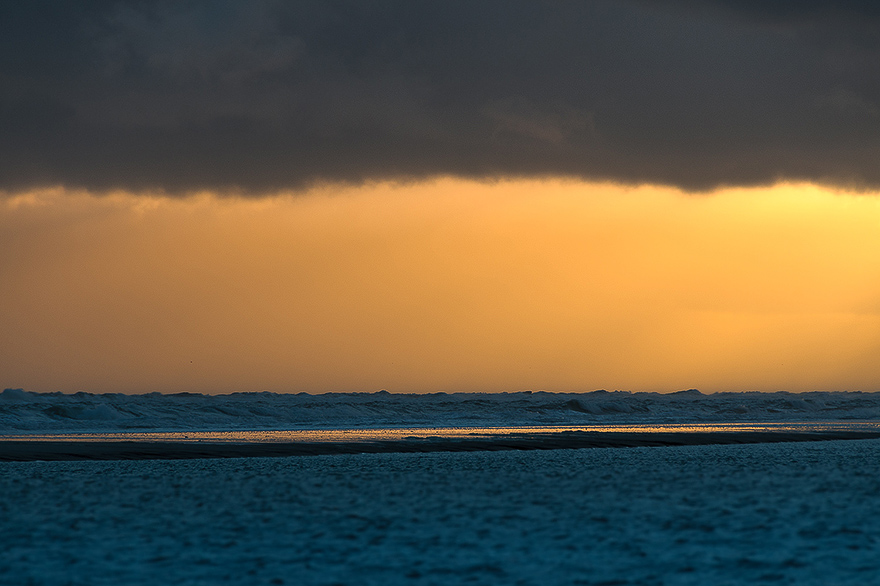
left=3, top=0, right=880, bottom=194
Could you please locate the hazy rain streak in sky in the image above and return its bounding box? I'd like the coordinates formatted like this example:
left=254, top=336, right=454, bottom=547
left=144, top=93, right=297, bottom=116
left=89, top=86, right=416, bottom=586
left=2, top=180, right=880, bottom=394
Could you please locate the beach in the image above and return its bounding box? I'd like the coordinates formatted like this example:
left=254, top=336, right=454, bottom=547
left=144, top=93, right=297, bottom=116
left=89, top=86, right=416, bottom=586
left=6, top=2, right=880, bottom=583
left=4, top=390, right=880, bottom=584
left=3, top=427, right=880, bottom=461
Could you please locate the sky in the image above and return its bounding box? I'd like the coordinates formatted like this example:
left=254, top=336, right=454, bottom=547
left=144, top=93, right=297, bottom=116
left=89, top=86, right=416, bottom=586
left=2, top=1, right=880, bottom=394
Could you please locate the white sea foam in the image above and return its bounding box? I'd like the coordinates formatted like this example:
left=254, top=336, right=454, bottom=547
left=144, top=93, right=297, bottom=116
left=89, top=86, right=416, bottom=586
left=2, top=388, right=880, bottom=433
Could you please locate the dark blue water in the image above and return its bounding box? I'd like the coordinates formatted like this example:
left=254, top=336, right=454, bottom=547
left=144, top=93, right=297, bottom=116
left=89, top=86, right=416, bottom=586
left=2, top=439, right=880, bottom=585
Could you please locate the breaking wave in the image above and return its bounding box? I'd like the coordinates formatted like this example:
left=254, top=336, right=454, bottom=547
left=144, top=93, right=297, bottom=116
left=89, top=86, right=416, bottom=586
left=2, top=388, right=880, bottom=433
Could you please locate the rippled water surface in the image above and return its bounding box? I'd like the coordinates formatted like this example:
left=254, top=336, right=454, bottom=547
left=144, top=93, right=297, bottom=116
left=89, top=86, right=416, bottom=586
left=3, top=439, right=880, bottom=585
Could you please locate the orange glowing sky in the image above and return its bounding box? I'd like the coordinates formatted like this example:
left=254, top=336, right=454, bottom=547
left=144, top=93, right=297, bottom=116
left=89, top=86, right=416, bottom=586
left=7, top=2, right=880, bottom=395
left=2, top=179, right=879, bottom=394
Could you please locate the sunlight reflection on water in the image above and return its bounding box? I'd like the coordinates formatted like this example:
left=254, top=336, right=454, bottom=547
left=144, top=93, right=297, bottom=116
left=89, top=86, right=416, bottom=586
left=6, top=421, right=880, bottom=443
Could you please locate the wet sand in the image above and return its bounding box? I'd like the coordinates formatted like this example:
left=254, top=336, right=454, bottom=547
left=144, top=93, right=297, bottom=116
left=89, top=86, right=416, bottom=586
left=3, top=429, right=880, bottom=461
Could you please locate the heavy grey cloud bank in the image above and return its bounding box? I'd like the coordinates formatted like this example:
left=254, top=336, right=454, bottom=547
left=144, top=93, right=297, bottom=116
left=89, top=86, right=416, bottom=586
left=3, top=0, right=880, bottom=194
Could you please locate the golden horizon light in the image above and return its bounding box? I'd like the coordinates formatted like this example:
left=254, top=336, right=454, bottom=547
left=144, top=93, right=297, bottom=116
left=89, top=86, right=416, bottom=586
left=2, top=179, right=879, bottom=394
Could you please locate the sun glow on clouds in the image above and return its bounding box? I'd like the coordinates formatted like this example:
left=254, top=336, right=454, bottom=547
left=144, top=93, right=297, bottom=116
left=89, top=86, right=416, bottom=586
left=2, top=180, right=880, bottom=394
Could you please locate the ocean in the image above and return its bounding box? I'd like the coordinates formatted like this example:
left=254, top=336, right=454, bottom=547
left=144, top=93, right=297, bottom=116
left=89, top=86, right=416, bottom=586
left=2, top=389, right=880, bottom=585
